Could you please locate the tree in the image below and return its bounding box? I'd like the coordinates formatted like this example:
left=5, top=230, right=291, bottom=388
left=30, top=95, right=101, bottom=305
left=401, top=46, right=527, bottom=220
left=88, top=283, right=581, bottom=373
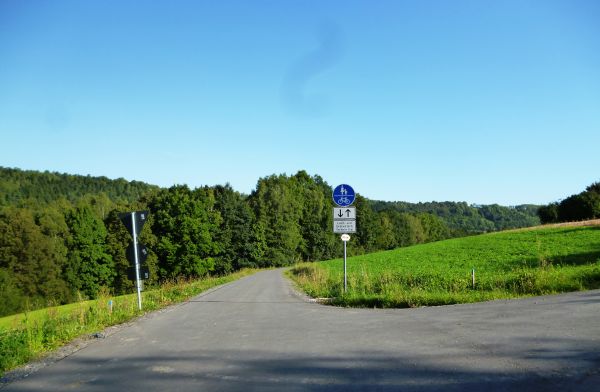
left=248, top=220, right=268, bottom=267
left=0, top=268, right=24, bottom=317
left=580, top=190, right=600, bottom=219
left=389, top=212, right=425, bottom=247
left=149, top=185, right=221, bottom=279
left=65, top=204, right=115, bottom=298
left=249, top=174, right=303, bottom=265
left=538, top=203, right=559, bottom=224
left=376, top=212, right=397, bottom=250
left=558, top=194, right=592, bottom=222
left=586, top=182, right=600, bottom=195
left=0, top=207, right=69, bottom=310
left=292, top=172, right=337, bottom=262
left=538, top=181, right=600, bottom=224
left=213, top=184, right=258, bottom=272
left=418, top=213, right=450, bottom=243
left=354, top=195, right=379, bottom=254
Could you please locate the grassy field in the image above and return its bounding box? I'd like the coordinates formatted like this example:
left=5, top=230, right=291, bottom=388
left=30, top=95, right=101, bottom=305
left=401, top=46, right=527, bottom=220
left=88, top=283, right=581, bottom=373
left=0, top=269, right=256, bottom=376
left=289, top=225, right=600, bottom=308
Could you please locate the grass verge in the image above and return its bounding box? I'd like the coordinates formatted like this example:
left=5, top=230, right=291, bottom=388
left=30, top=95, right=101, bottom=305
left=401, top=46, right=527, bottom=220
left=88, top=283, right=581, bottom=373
left=0, top=269, right=256, bottom=376
left=289, top=226, right=600, bottom=308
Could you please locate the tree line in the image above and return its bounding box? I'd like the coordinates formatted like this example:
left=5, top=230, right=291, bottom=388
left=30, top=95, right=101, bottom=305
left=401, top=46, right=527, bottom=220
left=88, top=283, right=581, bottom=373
left=0, top=167, right=540, bottom=317
left=538, top=182, right=600, bottom=223
left=371, top=201, right=540, bottom=233
left=0, top=167, right=157, bottom=206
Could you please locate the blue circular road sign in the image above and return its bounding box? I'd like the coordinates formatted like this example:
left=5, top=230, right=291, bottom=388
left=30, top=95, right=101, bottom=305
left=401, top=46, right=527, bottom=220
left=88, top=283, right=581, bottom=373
left=332, top=184, right=355, bottom=207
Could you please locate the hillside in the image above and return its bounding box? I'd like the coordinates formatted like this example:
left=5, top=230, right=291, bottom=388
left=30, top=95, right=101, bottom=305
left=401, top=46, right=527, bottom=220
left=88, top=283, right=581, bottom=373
left=0, top=166, right=539, bottom=233
left=371, top=200, right=540, bottom=233
left=0, top=167, right=159, bottom=206
left=290, top=222, right=600, bottom=308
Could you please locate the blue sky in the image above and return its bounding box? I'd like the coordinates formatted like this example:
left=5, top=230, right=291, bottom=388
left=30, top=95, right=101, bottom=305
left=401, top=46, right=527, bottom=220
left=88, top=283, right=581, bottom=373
left=1, top=0, right=599, bottom=205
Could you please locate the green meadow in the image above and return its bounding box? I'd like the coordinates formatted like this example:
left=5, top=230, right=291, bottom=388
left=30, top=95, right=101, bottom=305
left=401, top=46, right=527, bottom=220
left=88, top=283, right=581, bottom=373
left=289, top=225, right=600, bottom=308
left=0, top=269, right=256, bottom=376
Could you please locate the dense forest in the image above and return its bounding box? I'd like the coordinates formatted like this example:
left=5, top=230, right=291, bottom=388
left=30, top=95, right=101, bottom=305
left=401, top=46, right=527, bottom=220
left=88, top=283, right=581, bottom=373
left=1, top=166, right=541, bottom=317
left=538, top=182, right=600, bottom=223
left=372, top=201, right=540, bottom=233
left=0, top=167, right=158, bottom=206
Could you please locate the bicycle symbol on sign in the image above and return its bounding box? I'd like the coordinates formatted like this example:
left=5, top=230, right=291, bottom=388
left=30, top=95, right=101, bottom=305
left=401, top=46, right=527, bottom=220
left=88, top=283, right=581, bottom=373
left=336, top=196, right=352, bottom=206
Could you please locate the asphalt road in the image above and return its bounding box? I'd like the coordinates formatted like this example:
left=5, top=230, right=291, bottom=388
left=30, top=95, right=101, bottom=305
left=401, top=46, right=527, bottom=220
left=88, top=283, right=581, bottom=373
left=4, top=269, right=600, bottom=391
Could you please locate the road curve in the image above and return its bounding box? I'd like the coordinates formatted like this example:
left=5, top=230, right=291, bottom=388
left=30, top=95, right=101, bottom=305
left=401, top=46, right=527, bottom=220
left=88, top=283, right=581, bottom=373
left=4, top=269, right=600, bottom=391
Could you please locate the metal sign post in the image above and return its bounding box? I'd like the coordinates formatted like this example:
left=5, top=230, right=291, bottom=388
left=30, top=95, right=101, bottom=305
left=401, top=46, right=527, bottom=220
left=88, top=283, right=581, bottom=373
left=343, top=236, right=349, bottom=293
left=131, top=212, right=142, bottom=310
left=120, top=210, right=149, bottom=311
left=341, top=234, right=350, bottom=292
left=333, top=184, right=356, bottom=295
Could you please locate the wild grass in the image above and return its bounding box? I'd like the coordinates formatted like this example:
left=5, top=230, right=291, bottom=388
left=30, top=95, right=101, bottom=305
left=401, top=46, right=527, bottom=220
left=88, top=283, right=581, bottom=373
left=0, top=269, right=256, bottom=376
left=289, top=226, right=600, bottom=308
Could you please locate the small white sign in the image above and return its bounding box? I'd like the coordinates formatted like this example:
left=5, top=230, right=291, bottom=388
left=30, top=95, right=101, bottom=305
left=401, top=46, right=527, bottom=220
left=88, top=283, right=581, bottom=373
left=334, top=220, right=356, bottom=233
left=341, top=234, right=351, bottom=241
left=333, top=207, right=356, bottom=220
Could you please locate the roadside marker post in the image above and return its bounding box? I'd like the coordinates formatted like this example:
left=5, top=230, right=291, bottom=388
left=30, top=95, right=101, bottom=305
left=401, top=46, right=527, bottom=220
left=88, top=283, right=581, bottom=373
left=333, top=184, right=357, bottom=293
left=131, top=212, right=142, bottom=310
left=120, top=210, right=149, bottom=311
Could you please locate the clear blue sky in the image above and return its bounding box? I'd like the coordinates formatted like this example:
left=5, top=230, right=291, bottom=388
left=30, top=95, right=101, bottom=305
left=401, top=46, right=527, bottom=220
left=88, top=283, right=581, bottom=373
left=1, top=0, right=599, bottom=205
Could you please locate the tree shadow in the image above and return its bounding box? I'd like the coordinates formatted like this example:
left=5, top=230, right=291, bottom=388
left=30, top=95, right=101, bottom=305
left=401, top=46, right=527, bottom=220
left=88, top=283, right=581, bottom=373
left=548, top=250, right=600, bottom=266
left=3, top=337, right=599, bottom=392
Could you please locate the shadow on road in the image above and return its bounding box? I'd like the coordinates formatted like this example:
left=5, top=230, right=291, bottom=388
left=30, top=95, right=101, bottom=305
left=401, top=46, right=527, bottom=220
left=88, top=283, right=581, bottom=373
left=6, top=336, right=599, bottom=392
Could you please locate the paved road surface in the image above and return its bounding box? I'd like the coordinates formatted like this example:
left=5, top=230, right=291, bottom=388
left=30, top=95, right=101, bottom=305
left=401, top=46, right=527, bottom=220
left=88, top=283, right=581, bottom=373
left=4, top=269, right=600, bottom=391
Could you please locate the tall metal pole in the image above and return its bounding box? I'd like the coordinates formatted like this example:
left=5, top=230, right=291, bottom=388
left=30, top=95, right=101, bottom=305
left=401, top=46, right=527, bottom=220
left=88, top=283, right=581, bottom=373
left=131, top=212, right=142, bottom=310
left=343, top=239, right=347, bottom=293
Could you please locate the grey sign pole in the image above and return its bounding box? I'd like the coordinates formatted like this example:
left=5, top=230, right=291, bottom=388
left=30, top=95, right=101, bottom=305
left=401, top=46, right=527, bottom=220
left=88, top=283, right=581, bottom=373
left=340, top=234, right=351, bottom=293
left=344, top=239, right=347, bottom=293
left=332, top=184, right=356, bottom=295
left=131, top=212, right=142, bottom=310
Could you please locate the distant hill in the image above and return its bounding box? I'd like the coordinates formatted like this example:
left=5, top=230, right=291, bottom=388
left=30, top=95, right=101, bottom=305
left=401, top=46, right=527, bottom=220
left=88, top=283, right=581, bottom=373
left=0, top=166, right=540, bottom=232
left=0, top=167, right=159, bottom=206
left=371, top=200, right=540, bottom=233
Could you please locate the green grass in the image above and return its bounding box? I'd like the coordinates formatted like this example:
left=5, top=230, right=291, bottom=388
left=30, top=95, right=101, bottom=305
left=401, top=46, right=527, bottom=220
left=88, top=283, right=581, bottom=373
left=0, top=269, right=256, bottom=376
left=289, top=226, right=600, bottom=308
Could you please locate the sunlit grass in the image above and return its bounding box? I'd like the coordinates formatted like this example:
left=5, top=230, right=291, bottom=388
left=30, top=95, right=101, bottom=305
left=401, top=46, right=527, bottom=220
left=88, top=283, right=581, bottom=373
left=0, top=269, right=256, bottom=376
left=289, top=226, right=600, bottom=308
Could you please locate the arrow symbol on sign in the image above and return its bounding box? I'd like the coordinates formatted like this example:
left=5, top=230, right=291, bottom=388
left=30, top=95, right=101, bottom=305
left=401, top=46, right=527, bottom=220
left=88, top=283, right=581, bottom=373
left=345, top=209, right=351, bottom=217
left=338, top=210, right=344, bottom=218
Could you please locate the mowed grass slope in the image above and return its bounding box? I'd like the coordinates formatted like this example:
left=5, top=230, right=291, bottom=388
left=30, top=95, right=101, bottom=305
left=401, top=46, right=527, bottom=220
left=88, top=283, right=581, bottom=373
left=289, top=225, right=600, bottom=308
